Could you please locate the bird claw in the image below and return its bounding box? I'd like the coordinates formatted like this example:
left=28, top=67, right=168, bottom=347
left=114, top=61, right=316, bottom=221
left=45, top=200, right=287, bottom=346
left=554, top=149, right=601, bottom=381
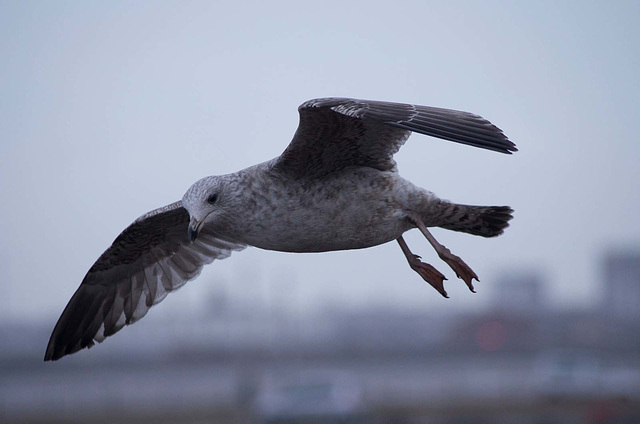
left=438, top=249, right=479, bottom=293
left=408, top=255, right=449, bottom=298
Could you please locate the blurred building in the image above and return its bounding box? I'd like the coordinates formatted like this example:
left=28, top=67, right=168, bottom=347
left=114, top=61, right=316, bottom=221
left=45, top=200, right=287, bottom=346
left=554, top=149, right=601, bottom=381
left=490, top=270, right=545, bottom=316
left=4, top=253, right=640, bottom=424
left=602, top=251, right=640, bottom=320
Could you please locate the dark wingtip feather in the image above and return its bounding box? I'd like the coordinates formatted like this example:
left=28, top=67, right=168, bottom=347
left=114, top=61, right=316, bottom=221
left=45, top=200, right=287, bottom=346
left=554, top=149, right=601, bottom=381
left=44, top=283, right=102, bottom=361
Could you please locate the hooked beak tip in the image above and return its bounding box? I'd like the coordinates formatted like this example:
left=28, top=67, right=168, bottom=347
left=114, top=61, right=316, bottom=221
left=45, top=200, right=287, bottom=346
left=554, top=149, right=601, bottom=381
left=188, top=220, right=199, bottom=242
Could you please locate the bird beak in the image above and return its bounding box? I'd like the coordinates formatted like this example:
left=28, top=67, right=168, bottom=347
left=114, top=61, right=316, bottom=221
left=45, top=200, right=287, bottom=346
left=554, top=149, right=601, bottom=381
left=188, top=217, right=201, bottom=242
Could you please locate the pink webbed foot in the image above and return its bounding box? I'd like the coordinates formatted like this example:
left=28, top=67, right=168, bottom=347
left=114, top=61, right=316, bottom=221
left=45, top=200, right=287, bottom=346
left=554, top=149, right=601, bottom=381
left=397, top=236, right=449, bottom=298
left=407, top=254, right=449, bottom=298
left=436, top=246, right=479, bottom=293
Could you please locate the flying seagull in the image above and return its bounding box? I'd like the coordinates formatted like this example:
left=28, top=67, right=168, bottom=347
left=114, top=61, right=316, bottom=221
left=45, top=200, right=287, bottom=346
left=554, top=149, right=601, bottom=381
left=45, top=97, right=516, bottom=361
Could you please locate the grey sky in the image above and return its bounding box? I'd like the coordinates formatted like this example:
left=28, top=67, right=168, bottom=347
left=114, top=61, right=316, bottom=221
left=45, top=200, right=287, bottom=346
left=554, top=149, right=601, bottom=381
left=1, top=1, right=639, bottom=324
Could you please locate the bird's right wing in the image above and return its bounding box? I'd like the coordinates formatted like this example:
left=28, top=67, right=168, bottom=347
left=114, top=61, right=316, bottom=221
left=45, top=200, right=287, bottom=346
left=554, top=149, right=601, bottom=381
left=274, top=98, right=516, bottom=179
left=44, top=201, right=245, bottom=361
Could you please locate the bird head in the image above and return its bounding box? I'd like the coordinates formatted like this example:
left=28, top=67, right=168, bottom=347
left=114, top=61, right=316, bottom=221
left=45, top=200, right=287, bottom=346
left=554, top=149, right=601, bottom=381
left=182, top=176, right=226, bottom=242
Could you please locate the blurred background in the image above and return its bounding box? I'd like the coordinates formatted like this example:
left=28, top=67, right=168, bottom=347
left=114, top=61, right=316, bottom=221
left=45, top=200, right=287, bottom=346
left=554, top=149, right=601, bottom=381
left=1, top=1, right=639, bottom=423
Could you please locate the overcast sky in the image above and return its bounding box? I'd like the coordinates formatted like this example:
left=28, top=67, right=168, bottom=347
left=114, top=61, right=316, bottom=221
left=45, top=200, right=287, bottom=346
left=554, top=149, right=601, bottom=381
left=1, top=1, right=639, bottom=325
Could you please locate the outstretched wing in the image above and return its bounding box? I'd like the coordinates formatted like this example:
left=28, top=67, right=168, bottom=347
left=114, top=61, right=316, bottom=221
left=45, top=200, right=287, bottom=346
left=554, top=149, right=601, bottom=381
left=274, top=97, right=517, bottom=178
left=44, top=201, right=245, bottom=361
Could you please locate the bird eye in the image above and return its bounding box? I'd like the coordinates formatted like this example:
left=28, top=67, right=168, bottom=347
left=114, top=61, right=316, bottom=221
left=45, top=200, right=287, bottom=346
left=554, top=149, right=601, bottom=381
left=207, top=194, right=218, bottom=205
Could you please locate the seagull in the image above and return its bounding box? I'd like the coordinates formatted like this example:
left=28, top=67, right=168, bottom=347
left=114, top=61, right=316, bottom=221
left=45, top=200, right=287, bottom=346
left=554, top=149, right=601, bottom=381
left=44, top=97, right=516, bottom=361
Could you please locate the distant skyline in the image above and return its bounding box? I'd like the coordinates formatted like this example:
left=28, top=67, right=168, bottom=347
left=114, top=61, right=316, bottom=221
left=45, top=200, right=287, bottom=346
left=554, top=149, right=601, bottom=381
left=1, top=1, right=639, bottom=325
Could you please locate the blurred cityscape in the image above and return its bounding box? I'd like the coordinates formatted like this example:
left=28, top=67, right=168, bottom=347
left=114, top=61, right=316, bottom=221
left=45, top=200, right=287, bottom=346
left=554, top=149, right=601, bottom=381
left=1, top=250, right=639, bottom=424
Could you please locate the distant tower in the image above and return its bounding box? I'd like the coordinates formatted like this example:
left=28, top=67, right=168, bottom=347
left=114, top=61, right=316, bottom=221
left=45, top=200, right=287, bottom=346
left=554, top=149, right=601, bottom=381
left=602, top=251, right=640, bottom=320
left=491, top=270, right=544, bottom=316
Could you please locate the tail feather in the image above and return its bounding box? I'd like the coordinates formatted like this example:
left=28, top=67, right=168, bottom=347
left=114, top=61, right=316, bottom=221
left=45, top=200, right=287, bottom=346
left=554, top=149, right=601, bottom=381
left=438, top=204, right=513, bottom=238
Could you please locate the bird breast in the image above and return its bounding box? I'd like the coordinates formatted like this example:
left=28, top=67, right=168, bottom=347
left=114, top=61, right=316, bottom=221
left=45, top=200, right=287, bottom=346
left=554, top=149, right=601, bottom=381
left=226, top=167, right=419, bottom=253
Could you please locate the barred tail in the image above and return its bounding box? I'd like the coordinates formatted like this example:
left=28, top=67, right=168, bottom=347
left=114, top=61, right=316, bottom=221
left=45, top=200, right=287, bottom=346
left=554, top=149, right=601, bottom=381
left=438, top=203, right=514, bottom=238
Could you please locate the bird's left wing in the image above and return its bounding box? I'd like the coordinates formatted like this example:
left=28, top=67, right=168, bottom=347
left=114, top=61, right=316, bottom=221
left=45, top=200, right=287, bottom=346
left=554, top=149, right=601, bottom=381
left=44, top=201, right=245, bottom=361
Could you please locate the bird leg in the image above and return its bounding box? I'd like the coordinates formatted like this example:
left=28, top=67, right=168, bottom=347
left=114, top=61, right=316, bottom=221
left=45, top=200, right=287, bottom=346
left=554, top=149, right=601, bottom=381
left=397, top=236, right=448, bottom=298
left=407, top=213, right=479, bottom=293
